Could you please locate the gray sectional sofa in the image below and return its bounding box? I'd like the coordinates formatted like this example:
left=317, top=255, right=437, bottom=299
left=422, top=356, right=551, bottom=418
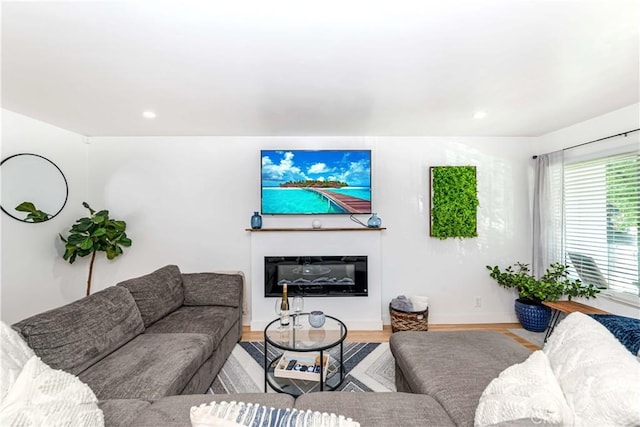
left=10, top=264, right=534, bottom=426
left=390, top=330, right=532, bottom=426
left=12, top=265, right=244, bottom=402
left=92, top=330, right=531, bottom=427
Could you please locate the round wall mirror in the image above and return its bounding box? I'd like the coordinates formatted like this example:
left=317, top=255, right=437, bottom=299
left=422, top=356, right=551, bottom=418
left=1, top=153, right=69, bottom=223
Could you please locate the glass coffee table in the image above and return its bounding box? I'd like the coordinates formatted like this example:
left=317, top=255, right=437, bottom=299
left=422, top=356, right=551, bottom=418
left=264, top=313, right=347, bottom=396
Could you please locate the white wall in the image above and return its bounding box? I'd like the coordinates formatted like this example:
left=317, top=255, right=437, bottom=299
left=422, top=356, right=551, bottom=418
left=537, top=103, right=640, bottom=318
left=85, top=136, right=534, bottom=326
left=536, top=103, right=639, bottom=156
left=4, top=107, right=635, bottom=326
left=1, top=110, right=89, bottom=324
left=378, top=137, right=535, bottom=323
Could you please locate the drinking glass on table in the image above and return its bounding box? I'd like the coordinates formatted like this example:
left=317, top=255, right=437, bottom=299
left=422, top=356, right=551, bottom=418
left=292, top=296, right=304, bottom=328
left=274, top=299, right=285, bottom=330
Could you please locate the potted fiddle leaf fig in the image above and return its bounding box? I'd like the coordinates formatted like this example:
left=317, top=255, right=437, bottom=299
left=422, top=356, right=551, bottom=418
left=60, top=202, right=132, bottom=296
left=486, top=262, right=600, bottom=332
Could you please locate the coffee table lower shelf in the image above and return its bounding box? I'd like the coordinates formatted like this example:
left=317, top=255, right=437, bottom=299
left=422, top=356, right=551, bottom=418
left=265, top=355, right=344, bottom=396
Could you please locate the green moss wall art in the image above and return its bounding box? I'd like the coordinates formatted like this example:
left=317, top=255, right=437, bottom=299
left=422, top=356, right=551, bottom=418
left=430, top=166, right=479, bottom=239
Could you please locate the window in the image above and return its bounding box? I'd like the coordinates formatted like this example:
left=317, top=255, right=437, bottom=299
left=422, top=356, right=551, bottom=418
left=564, top=151, right=639, bottom=298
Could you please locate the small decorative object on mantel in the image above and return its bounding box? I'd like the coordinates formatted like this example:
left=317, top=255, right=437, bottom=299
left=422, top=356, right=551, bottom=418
left=250, top=211, right=262, bottom=229
left=312, top=219, right=321, bottom=229
left=367, top=212, right=382, bottom=228
left=309, top=310, right=326, bottom=328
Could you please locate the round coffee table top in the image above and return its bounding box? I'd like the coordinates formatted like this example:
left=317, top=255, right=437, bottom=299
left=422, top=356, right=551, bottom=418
left=264, top=313, right=347, bottom=352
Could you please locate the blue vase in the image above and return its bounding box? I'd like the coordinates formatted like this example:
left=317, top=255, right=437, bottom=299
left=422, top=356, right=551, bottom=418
left=367, top=213, right=382, bottom=228
left=250, top=211, right=262, bottom=229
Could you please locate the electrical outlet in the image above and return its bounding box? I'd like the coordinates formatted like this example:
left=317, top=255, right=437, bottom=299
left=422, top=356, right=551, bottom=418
left=475, top=297, right=482, bottom=308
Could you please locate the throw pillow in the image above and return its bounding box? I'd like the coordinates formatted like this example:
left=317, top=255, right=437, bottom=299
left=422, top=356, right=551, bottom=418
left=191, top=401, right=360, bottom=427
left=544, top=312, right=640, bottom=426
left=0, top=321, right=35, bottom=405
left=0, top=355, right=104, bottom=427
left=474, top=350, right=574, bottom=427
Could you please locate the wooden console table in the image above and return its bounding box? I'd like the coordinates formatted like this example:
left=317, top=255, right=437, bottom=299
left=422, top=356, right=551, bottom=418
left=542, top=300, right=609, bottom=342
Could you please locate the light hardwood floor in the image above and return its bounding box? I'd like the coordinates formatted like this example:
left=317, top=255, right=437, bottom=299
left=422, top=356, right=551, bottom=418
left=242, top=323, right=540, bottom=351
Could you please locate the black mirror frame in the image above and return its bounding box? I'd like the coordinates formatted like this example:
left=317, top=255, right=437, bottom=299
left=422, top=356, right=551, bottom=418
left=0, top=153, right=69, bottom=223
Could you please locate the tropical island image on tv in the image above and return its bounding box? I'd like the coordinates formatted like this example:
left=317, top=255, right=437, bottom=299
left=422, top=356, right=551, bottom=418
left=261, top=150, right=372, bottom=215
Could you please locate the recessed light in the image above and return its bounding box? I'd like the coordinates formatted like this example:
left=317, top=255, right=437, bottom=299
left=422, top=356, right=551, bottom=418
left=142, top=111, right=156, bottom=119
left=473, top=111, right=487, bottom=119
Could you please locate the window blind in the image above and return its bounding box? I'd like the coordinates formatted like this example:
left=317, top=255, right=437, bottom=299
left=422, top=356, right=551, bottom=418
left=564, top=151, right=639, bottom=296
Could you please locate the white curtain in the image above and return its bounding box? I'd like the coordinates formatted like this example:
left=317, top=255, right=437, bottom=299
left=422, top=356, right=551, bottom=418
left=532, top=151, right=565, bottom=278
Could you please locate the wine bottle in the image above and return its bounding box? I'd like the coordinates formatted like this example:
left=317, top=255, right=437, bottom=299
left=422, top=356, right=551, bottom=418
left=280, top=283, right=290, bottom=326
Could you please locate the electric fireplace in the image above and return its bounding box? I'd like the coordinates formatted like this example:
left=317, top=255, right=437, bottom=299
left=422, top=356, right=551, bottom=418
left=264, top=256, right=368, bottom=297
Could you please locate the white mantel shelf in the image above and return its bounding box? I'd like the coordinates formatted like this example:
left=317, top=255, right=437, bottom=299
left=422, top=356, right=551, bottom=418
left=245, top=227, right=387, bottom=232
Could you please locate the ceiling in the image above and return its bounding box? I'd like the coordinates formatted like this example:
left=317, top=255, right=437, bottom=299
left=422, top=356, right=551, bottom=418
left=2, top=1, right=638, bottom=137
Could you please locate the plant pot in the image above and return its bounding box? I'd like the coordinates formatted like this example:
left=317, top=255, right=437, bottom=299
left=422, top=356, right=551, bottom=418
left=514, top=298, right=551, bottom=332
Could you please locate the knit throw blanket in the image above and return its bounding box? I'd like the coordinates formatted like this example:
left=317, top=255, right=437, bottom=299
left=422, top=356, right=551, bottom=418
left=191, top=400, right=360, bottom=427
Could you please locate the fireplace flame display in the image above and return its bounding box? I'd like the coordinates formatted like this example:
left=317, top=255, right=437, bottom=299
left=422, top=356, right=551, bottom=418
left=264, top=256, right=367, bottom=297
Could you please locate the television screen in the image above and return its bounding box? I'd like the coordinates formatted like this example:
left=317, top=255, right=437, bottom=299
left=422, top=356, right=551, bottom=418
left=261, top=150, right=372, bottom=215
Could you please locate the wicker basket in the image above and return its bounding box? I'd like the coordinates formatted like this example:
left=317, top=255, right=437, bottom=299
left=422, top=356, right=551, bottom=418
left=389, top=303, right=429, bottom=332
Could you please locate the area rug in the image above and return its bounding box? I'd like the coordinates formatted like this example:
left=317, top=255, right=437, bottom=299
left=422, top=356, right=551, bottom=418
left=508, top=328, right=545, bottom=348
left=208, top=342, right=395, bottom=394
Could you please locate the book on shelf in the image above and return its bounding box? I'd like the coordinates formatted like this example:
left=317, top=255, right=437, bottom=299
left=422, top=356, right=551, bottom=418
left=274, top=350, right=331, bottom=382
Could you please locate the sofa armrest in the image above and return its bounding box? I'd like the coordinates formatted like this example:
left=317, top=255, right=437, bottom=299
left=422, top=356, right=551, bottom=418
left=182, top=271, right=244, bottom=308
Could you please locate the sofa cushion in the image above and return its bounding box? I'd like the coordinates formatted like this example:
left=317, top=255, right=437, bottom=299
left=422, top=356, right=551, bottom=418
left=183, top=272, right=243, bottom=307
left=475, top=351, right=573, bottom=427
left=390, top=331, right=531, bottom=427
left=97, top=399, right=151, bottom=427
left=295, top=392, right=456, bottom=427
left=543, top=312, right=640, bottom=426
left=144, top=306, right=239, bottom=350
left=78, top=332, right=213, bottom=400
left=117, top=264, right=184, bottom=327
left=130, top=394, right=294, bottom=427
left=12, top=286, right=144, bottom=375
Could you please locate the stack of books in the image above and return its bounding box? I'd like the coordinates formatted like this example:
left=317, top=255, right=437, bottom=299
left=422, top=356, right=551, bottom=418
left=274, top=351, right=331, bottom=381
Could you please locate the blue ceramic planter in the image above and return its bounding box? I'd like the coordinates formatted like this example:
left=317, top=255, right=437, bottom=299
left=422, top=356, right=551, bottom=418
left=514, top=299, right=551, bottom=332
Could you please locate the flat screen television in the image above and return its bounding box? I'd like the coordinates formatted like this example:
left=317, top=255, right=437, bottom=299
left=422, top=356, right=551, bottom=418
left=261, top=150, right=372, bottom=215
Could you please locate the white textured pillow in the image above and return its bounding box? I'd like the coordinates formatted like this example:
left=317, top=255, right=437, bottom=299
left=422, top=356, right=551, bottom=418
left=0, top=321, right=35, bottom=405
left=543, top=312, right=640, bottom=427
left=0, top=356, right=104, bottom=427
left=474, top=350, right=573, bottom=427
left=191, top=401, right=360, bottom=427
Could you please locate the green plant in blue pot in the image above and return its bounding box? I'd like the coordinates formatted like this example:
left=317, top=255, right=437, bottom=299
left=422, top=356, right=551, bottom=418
left=486, top=262, right=600, bottom=332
